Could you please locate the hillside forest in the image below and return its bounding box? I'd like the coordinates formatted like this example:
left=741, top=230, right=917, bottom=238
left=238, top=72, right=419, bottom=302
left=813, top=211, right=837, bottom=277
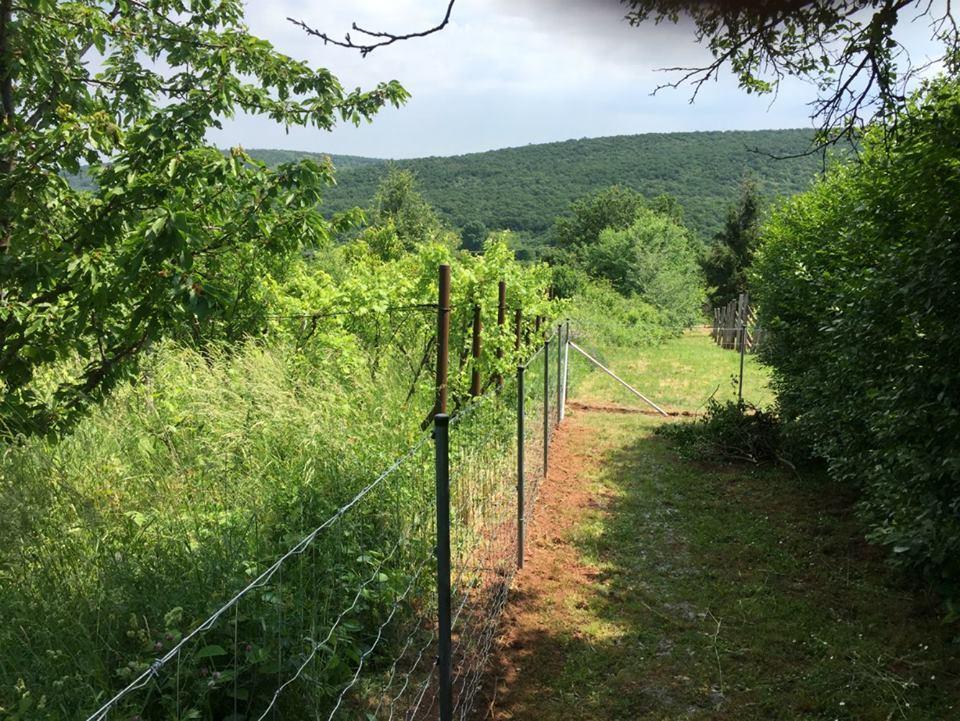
left=66, top=129, right=830, bottom=251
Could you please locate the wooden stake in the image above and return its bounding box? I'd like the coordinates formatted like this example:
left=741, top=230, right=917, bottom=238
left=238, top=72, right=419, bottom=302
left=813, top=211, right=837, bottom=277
left=496, top=280, right=506, bottom=390
left=470, top=304, right=482, bottom=397
left=436, top=264, right=451, bottom=414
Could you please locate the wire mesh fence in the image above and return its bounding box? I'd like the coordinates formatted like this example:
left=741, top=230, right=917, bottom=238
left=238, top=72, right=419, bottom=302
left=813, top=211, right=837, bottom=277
left=85, top=431, right=438, bottom=721
left=82, top=323, right=567, bottom=721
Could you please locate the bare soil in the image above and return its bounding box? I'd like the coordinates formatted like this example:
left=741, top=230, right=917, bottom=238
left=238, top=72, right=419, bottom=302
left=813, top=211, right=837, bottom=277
left=566, top=400, right=701, bottom=418
left=481, top=408, right=607, bottom=720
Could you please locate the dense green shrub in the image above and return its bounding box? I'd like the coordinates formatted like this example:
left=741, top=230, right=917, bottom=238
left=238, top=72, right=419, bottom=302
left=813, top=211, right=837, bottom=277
left=580, top=208, right=705, bottom=333
left=568, top=281, right=670, bottom=348
left=657, top=399, right=782, bottom=465
left=752, top=76, right=960, bottom=602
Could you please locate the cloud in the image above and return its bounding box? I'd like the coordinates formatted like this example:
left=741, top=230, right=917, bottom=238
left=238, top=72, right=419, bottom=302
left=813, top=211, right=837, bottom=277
left=208, top=0, right=818, bottom=157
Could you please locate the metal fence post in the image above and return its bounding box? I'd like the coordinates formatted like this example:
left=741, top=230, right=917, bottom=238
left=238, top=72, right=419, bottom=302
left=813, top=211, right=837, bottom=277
left=516, top=365, right=525, bottom=569
left=543, top=334, right=550, bottom=476
left=433, top=413, right=452, bottom=721
left=738, top=324, right=746, bottom=403
left=556, top=324, right=563, bottom=426
left=435, top=265, right=451, bottom=416
left=560, top=319, right=570, bottom=422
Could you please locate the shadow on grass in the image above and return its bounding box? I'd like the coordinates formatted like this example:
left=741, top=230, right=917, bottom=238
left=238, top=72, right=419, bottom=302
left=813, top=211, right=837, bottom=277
left=489, top=425, right=959, bottom=721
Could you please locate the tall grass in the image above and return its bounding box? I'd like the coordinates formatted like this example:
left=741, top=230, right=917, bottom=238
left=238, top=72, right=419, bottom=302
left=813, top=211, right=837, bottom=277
left=0, top=338, right=431, bottom=719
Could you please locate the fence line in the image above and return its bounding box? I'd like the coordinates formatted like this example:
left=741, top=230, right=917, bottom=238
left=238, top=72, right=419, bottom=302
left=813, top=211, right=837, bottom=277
left=81, top=269, right=574, bottom=721
left=710, top=292, right=763, bottom=352
left=85, top=428, right=437, bottom=721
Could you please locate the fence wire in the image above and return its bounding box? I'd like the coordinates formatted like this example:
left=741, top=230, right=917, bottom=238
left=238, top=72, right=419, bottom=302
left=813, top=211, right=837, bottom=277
left=82, top=329, right=566, bottom=721
left=85, top=431, right=439, bottom=721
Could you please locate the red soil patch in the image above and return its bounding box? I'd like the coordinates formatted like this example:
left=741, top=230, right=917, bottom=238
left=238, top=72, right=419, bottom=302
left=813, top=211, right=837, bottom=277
left=477, top=409, right=609, bottom=720
left=567, top=399, right=700, bottom=418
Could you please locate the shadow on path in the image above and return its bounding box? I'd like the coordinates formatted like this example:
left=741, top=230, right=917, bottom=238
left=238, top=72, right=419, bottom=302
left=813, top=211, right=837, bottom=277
left=484, top=409, right=959, bottom=721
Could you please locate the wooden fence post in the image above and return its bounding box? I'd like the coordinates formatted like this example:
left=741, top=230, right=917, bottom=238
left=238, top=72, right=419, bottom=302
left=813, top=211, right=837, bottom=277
left=496, top=280, right=506, bottom=391
left=470, top=304, right=482, bottom=397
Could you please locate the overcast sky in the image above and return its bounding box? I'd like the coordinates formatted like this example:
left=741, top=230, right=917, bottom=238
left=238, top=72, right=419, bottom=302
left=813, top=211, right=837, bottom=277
left=207, top=1, right=945, bottom=159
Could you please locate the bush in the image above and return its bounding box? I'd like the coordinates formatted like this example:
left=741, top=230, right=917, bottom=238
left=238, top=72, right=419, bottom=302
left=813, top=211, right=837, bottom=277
left=657, top=399, right=782, bottom=466
left=579, top=208, right=705, bottom=332
left=569, top=281, right=671, bottom=348
left=752, top=76, right=960, bottom=600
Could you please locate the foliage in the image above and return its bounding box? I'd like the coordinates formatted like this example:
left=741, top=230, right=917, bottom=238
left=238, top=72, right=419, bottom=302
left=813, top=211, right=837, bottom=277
left=752, top=76, right=960, bottom=601
left=580, top=208, right=705, bottom=333
left=301, top=129, right=830, bottom=244
left=0, top=227, right=560, bottom=718
left=0, top=334, right=450, bottom=720
left=369, top=167, right=444, bottom=251
left=657, top=399, right=782, bottom=465
left=702, top=179, right=763, bottom=306
left=0, top=0, right=407, bottom=437
left=623, top=1, right=960, bottom=144
left=460, top=219, right=488, bottom=252
left=569, top=281, right=668, bottom=348
left=552, top=185, right=645, bottom=249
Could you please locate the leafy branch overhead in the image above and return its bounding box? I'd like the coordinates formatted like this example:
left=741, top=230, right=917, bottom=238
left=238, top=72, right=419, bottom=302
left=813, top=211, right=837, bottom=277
left=291, top=0, right=960, bottom=147
left=625, top=0, right=959, bottom=145
left=0, top=0, right=409, bottom=435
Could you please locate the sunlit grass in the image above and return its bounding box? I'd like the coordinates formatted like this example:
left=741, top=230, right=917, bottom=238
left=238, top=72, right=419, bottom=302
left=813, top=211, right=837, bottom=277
left=496, top=340, right=959, bottom=721
left=570, top=327, right=774, bottom=412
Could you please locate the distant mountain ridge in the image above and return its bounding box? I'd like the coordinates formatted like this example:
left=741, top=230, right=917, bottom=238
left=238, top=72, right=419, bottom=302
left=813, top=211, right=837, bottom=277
left=314, top=129, right=828, bottom=241
left=65, top=129, right=828, bottom=241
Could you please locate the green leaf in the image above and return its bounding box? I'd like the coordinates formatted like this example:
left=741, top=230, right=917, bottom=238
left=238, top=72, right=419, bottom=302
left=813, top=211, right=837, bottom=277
left=195, top=644, right=228, bottom=659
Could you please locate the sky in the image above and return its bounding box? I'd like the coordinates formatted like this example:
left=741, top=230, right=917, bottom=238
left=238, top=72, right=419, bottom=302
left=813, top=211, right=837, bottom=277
left=207, top=1, right=947, bottom=159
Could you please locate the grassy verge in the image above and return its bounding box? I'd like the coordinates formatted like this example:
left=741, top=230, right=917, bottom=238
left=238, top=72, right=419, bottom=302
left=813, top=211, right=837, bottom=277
left=569, top=327, right=774, bottom=412
left=495, top=331, right=959, bottom=720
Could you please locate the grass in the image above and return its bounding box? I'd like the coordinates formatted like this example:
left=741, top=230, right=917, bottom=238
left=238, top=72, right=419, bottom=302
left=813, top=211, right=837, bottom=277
left=570, top=327, right=775, bottom=412
left=494, top=330, right=960, bottom=720
left=0, top=339, right=439, bottom=720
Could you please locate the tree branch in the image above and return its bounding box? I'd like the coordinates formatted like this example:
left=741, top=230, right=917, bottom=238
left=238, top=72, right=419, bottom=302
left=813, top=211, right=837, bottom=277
left=289, top=0, right=456, bottom=57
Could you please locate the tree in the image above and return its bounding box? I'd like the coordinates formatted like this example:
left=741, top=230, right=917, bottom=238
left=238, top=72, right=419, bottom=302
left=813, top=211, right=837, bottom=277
left=460, top=220, right=488, bottom=252
left=579, top=207, right=704, bottom=331
left=371, top=167, right=442, bottom=249
left=702, top=179, right=762, bottom=306
left=622, top=1, right=960, bottom=147
left=0, top=0, right=407, bottom=436
left=552, top=185, right=645, bottom=248
left=650, top=193, right=684, bottom=224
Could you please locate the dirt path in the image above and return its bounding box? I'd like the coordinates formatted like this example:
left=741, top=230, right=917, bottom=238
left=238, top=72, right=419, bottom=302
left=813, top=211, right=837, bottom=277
left=484, top=407, right=610, bottom=720
left=480, top=402, right=960, bottom=721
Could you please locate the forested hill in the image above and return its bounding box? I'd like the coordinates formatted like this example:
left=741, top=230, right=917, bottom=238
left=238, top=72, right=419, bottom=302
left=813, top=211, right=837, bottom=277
left=66, top=130, right=826, bottom=241
left=313, top=129, right=827, bottom=241
left=63, top=150, right=382, bottom=192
